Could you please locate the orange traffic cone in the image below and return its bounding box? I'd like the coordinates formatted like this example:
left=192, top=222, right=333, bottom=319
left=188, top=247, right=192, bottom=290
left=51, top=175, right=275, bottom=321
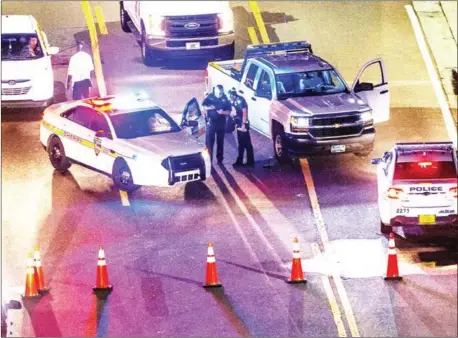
left=385, top=233, right=402, bottom=281
left=33, top=246, right=50, bottom=293
left=23, top=252, right=41, bottom=299
left=203, top=241, right=222, bottom=288
left=287, top=237, right=307, bottom=284
left=93, top=246, right=113, bottom=292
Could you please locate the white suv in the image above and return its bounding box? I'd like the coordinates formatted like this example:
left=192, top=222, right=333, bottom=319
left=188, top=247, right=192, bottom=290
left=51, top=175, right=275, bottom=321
left=372, top=142, right=458, bottom=234
left=1, top=15, right=59, bottom=108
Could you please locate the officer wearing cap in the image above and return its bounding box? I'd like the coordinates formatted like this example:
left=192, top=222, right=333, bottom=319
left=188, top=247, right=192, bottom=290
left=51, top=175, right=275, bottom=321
left=202, top=84, right=232, bottom=164
left=228, top=87, right=254, bottom=167
left=66, top=40, right=94, bottom=100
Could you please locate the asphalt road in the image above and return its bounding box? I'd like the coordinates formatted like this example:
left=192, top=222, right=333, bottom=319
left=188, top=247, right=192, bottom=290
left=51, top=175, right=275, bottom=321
left=1, top=1, right=457, bottom=337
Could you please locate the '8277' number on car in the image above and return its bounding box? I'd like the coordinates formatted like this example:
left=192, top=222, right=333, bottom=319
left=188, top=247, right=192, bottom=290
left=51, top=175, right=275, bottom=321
left=396, top=208, right=409, bottom=214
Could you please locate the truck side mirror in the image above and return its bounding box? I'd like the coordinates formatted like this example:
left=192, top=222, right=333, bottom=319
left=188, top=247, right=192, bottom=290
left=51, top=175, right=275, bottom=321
left=354, top=82, right=374, bottom=93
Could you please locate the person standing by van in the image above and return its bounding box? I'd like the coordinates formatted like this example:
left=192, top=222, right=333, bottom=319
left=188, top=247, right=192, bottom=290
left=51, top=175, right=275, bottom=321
left=66, top=41, right=94, bottom=100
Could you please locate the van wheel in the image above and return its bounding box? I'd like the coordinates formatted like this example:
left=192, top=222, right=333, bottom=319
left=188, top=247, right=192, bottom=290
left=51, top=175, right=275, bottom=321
left=380, top=221, right=391, bottom=234
left=273, top=125, right=290, bottom=165
left=141, top=24, right=156, bottom=67
left=48, top=136, right=71, bottom=173
left=112, top=158, right=140, bottom=193
left=120, top=2, right=131, bottom=33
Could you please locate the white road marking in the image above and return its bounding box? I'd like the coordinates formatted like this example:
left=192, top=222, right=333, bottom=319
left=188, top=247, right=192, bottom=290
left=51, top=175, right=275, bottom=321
left=405, top=4, right=457, bottom=146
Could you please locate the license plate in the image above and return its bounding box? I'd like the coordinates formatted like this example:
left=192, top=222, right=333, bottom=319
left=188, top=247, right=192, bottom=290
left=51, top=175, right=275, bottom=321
left=186, top=42, right=200, bottom=50
left=419, top=214, right=436, bottom=224
left=331, top=145, right=346, bottom=153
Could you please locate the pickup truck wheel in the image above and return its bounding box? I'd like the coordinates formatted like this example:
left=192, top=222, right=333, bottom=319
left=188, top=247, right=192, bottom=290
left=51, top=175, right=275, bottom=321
left=141, top=25, right=156, bottom=67
left=380, top=221, right=391, bottom=234
left=120, top=2, right=132, bottom=33
left=273, top=127, right=291, bottom=165
left=48, top=136, right=71, bottom=173
left=112, top=158, right=141, bottom=193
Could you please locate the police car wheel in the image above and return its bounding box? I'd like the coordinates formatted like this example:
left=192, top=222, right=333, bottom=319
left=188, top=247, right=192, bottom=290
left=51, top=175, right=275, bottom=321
left=112, top=159, right=140, bottom=193
left=48, top=136, right=71, bottom=173
left=380, top=221, right=391, bottom=234
left=273, top=127, right=290, bottom=164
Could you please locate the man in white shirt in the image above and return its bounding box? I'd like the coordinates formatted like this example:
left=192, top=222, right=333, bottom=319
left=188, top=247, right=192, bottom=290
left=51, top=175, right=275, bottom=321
left=66, top=41, right=94, bottom=100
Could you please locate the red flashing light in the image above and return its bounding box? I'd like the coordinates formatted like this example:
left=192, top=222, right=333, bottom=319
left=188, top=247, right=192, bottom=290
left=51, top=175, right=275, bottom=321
left=450, top=186, right=457, bottom=198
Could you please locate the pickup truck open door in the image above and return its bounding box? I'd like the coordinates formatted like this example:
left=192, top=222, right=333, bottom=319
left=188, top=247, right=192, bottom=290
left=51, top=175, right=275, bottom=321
left=351, top=58, right=390, bottom=124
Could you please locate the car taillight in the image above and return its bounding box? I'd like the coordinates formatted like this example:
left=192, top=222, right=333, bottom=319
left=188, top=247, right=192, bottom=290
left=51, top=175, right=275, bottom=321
left=387, top=187, right=404, bottom=199
left=450, top=187, right=457, bottom=198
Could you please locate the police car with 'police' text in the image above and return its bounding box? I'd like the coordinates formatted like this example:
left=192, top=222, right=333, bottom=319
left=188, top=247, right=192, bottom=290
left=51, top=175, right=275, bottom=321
left=40, top=93, right=211, bottom=192
left=372, top=142, right=458, bottom=234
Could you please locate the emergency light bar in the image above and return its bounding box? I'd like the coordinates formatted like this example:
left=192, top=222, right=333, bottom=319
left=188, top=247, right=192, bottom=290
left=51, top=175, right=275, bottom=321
left=395, top=142, right=454, bottom=154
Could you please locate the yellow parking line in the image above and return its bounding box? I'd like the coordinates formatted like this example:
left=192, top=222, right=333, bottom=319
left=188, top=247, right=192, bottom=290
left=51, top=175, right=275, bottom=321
left=301, top=159, right=360, bottom=337
left=248, top=1, right=270, bottom=44
left=119, top=190, right=130, bottom=207
left=312, top=243, right=348, bottom=337
left=94, top=5, right=108, bottom=35
left=247, top=26, right=260, bottom=45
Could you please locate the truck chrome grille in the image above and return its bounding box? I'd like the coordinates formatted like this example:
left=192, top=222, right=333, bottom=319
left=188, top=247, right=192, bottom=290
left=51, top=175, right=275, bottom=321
left=310, top=126, right=363, bottom=138
left=1, top=86, right=32, bottom=96
left=164, top=14, right=218, bottom=38
left=311, top=114, right=360, bottom=126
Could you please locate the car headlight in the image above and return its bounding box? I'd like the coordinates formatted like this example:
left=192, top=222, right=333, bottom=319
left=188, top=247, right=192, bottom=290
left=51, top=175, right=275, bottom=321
left=148, top=14, right=165, bottom=37
left=201, top=147, right=210, bottom=159
left=360, top=110, right=373, bottom=126
left=217, top=10, right=234, bottom=33
left=290, top=116, right=310, bottom=133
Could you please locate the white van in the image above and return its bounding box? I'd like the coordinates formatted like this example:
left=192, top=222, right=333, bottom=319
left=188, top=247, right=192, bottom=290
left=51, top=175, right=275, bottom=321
left=1, top=15, right=59, bottom=108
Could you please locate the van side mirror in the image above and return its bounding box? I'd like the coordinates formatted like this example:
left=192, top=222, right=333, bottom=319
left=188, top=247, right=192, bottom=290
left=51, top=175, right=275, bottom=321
left=354, top=82, right=374, bottom=93
left=371, top=158, right=381, bottom=165
left=48, top=46, right=59, bottom=55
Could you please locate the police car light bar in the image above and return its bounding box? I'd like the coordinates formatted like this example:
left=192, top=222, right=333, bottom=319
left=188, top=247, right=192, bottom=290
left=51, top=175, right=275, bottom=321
left=395, top=142, right=454, bottom=153
left=86, top=95, right=116, bottom=107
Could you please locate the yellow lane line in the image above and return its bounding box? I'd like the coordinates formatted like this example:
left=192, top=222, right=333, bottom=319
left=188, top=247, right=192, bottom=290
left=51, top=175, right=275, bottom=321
left=248, top=1, right=270, bottom=44
left=119, top=190, right=130, bottom=207
left=312, top=243, right=347, bottom=337
left=94, top=5, right=108, bottom=35
left=247, top=26, right=260, bottom=45
left=301, top=159, right=360, bottom=337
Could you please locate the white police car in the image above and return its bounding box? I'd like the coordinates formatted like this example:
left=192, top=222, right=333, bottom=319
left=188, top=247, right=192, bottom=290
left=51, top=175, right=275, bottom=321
left=40, top=93, right=211, bottom=192
left=372, top=142, right=458, bottom=234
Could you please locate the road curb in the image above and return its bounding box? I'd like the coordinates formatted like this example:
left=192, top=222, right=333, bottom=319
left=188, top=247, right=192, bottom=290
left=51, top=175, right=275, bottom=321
left=411, top=1, right=457, bottom=128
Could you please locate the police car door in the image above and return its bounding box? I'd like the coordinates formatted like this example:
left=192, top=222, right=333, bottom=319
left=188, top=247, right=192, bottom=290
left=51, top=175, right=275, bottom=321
left=62, top=105, right=98, bottom=166
left=181, top=97, right=206, bottom=144
left=351, top=58, right=390, bottom=124
left=89, top=111, right=116, bottom=174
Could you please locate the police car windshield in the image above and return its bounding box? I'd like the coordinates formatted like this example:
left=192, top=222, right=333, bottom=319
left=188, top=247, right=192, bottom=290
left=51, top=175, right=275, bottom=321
left=1, top=34, right=44, bottom=60
left=275, top=69, right=348, bottom=99
left=110, top=108, right=181, bottom=139
left=394, top=161, right=457, bottom=180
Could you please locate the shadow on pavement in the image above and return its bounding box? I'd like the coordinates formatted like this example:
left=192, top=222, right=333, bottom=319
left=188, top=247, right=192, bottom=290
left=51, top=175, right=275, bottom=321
left=206, top=288, right=252, bottom=337
left=84, top=296, right=110, bottom=337
left=23, top=294, right=62, bottom=337
left=183, top=181, right=217, bottom=204
left=219, top=259, right=286, bottom=281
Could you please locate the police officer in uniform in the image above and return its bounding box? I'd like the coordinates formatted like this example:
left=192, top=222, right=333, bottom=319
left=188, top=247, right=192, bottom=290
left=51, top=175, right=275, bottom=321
left=202, top=85, right=231, bottom=164
left=228, top=87, right=254, bottom=167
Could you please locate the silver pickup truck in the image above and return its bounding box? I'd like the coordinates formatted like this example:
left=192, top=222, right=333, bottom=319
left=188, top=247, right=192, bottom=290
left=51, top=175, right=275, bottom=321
left=205, top=41, right=391, bottom=163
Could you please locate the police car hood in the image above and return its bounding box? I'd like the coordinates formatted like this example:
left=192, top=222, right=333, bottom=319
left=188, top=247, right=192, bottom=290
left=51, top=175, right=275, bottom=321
left=118, top=130, right=204, bottom=158
left=275, top=92, right=369, bottom=115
